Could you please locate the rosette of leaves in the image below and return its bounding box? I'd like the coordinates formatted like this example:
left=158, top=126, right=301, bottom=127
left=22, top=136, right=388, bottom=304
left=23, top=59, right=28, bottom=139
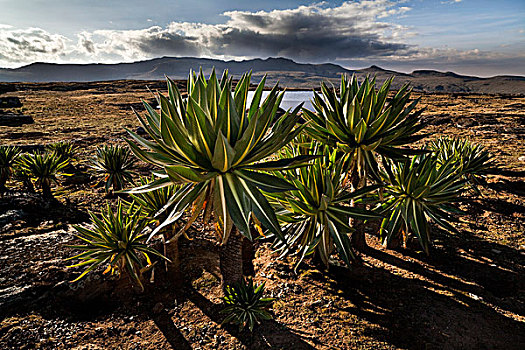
left=67, top=201, right=167, bottom=290
left=125, top=176, right=180, bottom=222
left=90, top=145, right=135, bottom=193
left=429, top=136, right=495, bottom=192
left=16, top=151, right=70, bottom=198
left=123, top=176, right=183, bottom=277
left=125, top=69, right=315, bottom=244
left=46, top=141, right=79, bottom=164
left=379, top=153, right=466, bottom=253
left=221, top=278, right=274, bottom=332
left=268, top=140, right=381, bottom=268
left=303, top=75, right=426, bottom=181
left=0, top=145, right=21, bottom=191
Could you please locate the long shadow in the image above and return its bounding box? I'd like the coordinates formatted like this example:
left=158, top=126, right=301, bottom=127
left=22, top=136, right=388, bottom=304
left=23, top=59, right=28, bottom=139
left=486, top=179, right=525, bottom=196
left=487, top=168, right=525, bottom=177
left=365, top=240, right=524, bottom=316
left=150, top=308, right=192, bottom=350
left=184, top=286, right=317, bottom=349
left=308, top=260, right=525, bottom=349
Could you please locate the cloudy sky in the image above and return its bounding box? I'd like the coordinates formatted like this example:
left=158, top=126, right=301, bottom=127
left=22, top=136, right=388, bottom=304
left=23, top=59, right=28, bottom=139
left=1, top=0, right=524, bottom=76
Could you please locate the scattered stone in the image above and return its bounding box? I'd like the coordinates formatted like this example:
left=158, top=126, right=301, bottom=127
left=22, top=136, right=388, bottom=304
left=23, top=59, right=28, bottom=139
left=0, top=96, right=22, bottom=108
left=62, top=173, right=91, bottom=185
left=0, top=114, right=33, bottom=127
left=469, top=293, right=482, bottom=301
left=0, top=209, right=26, bottom=227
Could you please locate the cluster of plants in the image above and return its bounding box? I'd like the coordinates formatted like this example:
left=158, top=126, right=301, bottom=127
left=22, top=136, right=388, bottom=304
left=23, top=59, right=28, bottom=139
left=0, top=142, right=75, bottom=198
left=52, top=69, right=496, bottom=331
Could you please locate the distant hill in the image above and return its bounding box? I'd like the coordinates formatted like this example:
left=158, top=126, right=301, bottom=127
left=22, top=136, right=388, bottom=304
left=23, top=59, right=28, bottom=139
left=1, top=57, right=524, bottom=94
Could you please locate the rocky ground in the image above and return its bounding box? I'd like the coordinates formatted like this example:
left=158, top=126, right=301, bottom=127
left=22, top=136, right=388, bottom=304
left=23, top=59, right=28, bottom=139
left=0, top=82, right=524, bottom=349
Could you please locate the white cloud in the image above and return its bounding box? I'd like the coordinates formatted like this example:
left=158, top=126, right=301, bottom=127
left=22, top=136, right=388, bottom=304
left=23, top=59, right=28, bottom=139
left=0, top=27, right=70, bottom=65
left=0, top=0, right=523, bottom=76
left=0, top=1, right=415, bottom=67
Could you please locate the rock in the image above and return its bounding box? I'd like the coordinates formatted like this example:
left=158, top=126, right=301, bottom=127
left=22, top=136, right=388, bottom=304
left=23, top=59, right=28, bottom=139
left=62, top=173, right=91, bottom=185
left=0, top=83, right=17, bottom=95
left=0, top=96, right=22, bottom=108
left=0, top=191, right=47, bottom=211
left=0, top=114, right=33, bottom=127
left=0, top=209, right=26, bottom=232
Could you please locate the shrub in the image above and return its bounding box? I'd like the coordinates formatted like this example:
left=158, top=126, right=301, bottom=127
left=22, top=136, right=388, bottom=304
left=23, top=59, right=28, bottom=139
left=379, top=153, right=466, bottom=253
left=67, top=201, right=167, bottom=290
left=221, top=278, right=275, bottom=332
left=16, top=151, right=69, bottom=198
left=90, top=145, right=135, bottom=193
left=0, top=145, right=21, bottom=191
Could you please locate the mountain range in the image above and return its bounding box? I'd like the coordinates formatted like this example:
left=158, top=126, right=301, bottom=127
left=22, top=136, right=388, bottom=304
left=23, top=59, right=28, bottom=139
left=1, top=57, right=524, bottom=94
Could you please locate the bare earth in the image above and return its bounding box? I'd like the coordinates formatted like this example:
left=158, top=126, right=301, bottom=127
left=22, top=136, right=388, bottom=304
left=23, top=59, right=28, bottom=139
left=0, top=81, right=524, bottom=349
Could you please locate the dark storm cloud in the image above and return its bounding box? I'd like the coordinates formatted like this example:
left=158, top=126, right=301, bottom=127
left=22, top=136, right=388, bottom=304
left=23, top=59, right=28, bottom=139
left=207, top=27, right=411, bottom=61
left=85, top=1, right=416, bottom=62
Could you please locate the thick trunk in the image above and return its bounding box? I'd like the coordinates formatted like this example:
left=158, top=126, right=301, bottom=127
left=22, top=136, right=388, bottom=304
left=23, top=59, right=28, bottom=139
left=164, top=237, right=182, bottom=286
left=42, top=180, right=53, bottom=199
left=219, top=226, right=244, bottom=291
left=0, top=172, right=7, bottom=192
left=242, top=237, right=255, bottom=277
left=385, top=228, right=404, bottom=250
left=349, top=171, right=368, bottom=251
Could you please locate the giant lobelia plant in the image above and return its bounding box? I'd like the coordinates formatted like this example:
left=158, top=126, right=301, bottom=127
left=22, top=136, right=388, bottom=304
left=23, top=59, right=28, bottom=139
left=125, top=69, right=315, bottom=287
left=379, top=153, right=466, bottom=253
left=269, top=138, right=381, bottom=269
left=303, top=75, right=426, bottom=249
left=429, top=136, right=495, bottom=193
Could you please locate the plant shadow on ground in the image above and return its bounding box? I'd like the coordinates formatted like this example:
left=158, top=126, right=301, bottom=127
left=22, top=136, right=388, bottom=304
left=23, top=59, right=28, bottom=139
left=306, top=239, right=525, bottom=349
left=142, top=234, right=318, bottom=349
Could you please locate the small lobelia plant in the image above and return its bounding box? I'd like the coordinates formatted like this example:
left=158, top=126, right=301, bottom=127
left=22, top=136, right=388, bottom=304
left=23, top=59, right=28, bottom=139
left=16, top=151, right=70, bottom=199
left=124, top=176, right=182, bottom=278
left=13, top=153, right=35, bottom=192
left=268, top=139, right=381, bottom=269
left=125, top=176, right=180, bottom=222
left=379, top=153, right=466, bottom=253
left=90, top=145, right=135, bottom=194
left=0, top=145, right=21, bottom=192
left=46, top=141, right=79, bottom=165
left=221, top=278, right=275, bottom=332
left=429, top=136, right=495, bottom=193
left=67, top=200, right=168, bottom=291
left=125, top=69, right=315, bottom=288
